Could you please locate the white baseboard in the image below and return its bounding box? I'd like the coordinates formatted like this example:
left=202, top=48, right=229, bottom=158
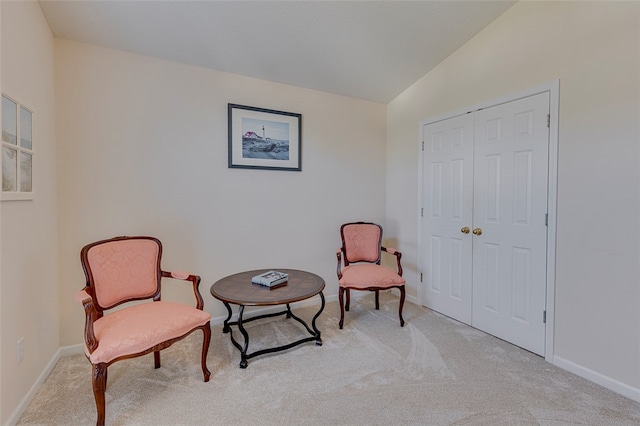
left=12, top=297, right=334, bottom=424
left=28, top=295, right=633, bottom=426
left=553, top=355, right=640, bottom=403
left=60, top=343, right=85, bottom=356
left=406, top=293, right=419, bottom=305
left=210, top=292, right=339, bottom=324
left=6, top=349, right=61, bottom=426
left=210, top=290, right=418, bottom=325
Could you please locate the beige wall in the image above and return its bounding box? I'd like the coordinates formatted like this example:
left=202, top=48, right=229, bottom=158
left=55, top=40, right=387, bottom=346
left=1, top=1, right=58, bottom=424
left=3, top=0, right=640, bottom=422
left=387, top=1, right=640, bottom=396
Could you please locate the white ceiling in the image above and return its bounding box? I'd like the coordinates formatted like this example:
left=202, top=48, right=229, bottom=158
left=38, top=0, right=516, bottom=104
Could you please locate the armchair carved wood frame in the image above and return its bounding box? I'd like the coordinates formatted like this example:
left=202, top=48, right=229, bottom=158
left=336, top=222, right=406, bottom=328
left=76, top=236, right=211, bottom=426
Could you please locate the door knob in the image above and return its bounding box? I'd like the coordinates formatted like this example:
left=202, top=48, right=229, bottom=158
left=472, top=228, right=483, bottom=236
left=461, top=226, right=470, bottom=234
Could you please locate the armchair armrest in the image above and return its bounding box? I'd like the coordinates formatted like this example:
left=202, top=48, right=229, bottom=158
left=336, top=248, right=343, bottom=279
left=161, top=270, right=204, bottom=310
left=74, top=289, right=99, bottom=354
left=382, top=246, right=403, bottom=277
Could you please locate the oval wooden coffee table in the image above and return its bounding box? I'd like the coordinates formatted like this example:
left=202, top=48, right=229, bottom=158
left=211, top=269, right=325, bottom=368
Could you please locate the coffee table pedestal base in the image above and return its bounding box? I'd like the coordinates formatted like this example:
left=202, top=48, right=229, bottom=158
left=222, top=293, right=325, bottom=368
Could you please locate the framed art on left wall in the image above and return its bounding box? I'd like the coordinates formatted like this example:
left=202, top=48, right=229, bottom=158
left=228, top=104, right=302, bottom=171
left=1, top=93, right=34, bottom=200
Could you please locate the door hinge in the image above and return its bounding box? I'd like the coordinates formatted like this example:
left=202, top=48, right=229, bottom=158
left=420, top=273, right=423, bottom=282
left=545, top=213, right=548, bottom=226
left=543, top=310, right=547, bottom=324
left=421, top=208, right=424, bottom=217
left=547, top=114, right=550, bottom=128
left=422, top=141, right=424, bottom=151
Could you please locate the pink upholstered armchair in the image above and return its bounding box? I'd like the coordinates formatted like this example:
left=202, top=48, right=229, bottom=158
left=336, top=222, right=406, bottom=328
left=76, top=236, right=211, bottom=426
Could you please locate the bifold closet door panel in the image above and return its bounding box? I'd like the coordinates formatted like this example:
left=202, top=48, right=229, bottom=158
left=471, top=92, right=550, bottom=356
left=422, top=113, right=474, bottom=325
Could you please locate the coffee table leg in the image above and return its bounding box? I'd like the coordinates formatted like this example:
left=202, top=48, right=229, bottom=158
left=286, top=303, right=292, bottom=319
left=237, top=305, right=249, bottom=368
left=222, top=302, right=233, bottom=333
left=312, top=291, right=325, bottom=346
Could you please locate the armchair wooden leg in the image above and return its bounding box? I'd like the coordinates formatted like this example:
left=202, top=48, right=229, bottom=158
left=201, top=323, right=211, bottom=382
left=375, top=290, right=380, bottom=310
left=345, top=288, right=350, bottom=311
left=154, top=351, right=161, bottom=369
left=338, top=287, right=345, bottom=329
left=92, top=363, right=107, bottom=426
left=398, top=286, right=406, bottom=327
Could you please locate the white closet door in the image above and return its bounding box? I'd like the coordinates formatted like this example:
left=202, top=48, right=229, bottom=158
left=471, top=92, right=549, bottom=355
left=422, top=113, right=474, bottom=325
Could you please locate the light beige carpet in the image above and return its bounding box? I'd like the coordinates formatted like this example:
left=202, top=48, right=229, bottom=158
left=18, top=293, right=640, bottom=425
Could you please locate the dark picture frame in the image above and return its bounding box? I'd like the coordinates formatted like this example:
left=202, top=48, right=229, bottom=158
left=228, top=104, right=302, bottom=171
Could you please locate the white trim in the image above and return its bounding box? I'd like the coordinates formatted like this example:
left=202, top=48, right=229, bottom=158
left=61, top=295, right=340, bottom=357
left=60, top=343, right=84, bottom=357
left=61, top=293, right=414, bottom=357
left=545, top=80, right=560, bottom=361
left=553, top=355, right=640, bottom=403
left=417, top=80, right=559, bottom=361
left=0, top=191, right=34, bottom=201
left=419, top=81, right=559, bottom=127
left=13, top=295, right=640, bottom=426
left=406, top=294, right=419, bottom=306
left=5, top=349, right=61, bottom=426
left=21, top=293, right=410, bottom=426
left=416, top=120, right=424, bottom=306
left=210, top=292, right=340, bottom=324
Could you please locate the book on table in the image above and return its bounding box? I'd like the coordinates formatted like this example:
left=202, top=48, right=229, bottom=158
left=251, top=270, right=288, bottom=287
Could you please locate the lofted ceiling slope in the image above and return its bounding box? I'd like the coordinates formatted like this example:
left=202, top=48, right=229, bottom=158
left=38, top=1, right=516, bottom=104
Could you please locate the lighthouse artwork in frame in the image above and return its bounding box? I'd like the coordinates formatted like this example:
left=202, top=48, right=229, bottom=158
left=228, top=104, right=302, bottom=171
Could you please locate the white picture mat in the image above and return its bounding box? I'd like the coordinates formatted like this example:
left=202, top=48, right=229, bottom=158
left=230, top=107, right=300, bottom=170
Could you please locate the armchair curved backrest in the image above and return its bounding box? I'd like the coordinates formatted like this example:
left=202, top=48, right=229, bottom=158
left=341, top=222, right=383, bottom=265
left=77, top=236, right=211, bottom=426
left=82, top=237, right=162, bottom=312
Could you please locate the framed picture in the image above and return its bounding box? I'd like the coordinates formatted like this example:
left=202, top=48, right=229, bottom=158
left=228, top=104, right=302, bottom=171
